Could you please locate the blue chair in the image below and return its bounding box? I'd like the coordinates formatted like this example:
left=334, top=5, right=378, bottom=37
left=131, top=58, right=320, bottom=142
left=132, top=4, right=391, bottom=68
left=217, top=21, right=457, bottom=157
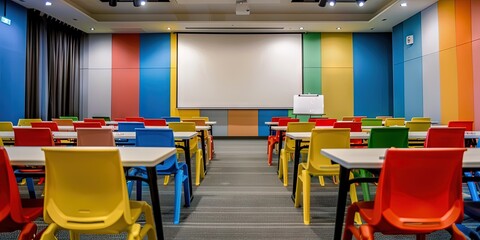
left=116, top=122, right=145, bottom=145
left=127, top=128, right=191, bottom=224
left=161, top=116, right=181, bottom=123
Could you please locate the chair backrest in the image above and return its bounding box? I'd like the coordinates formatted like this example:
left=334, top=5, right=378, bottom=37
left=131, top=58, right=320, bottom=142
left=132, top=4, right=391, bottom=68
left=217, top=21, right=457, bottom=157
left=17, top=119, right=42, bottom=126
left=278, top=118, right=299, bottom=126
left=448, top=120, right=474, bottom=131
left=13, top=128, right=55, bottom=146
left=368, top=127, right=409, bottom=148
left=84, top=118, right=106, bottom=126
left=372, top=148, right=465, bottom=229
left=285, top=122, right=315, bottom=150
left=117, top=122, right=145, bottom=132
left=161, top=116, right=181, bottom=123
left=305, top=129, right=350, bottom=172
left=405, top=121, right=431, bottom=132
left=311, top=118, right=337, bottom=126
left=31, top=121, right=59, bottom=131
left=59, top=116, right=78, bottom=121
left=92, top=116, right=111, bottom=121
left=384, top=118, right=405, bottom=127
left=73, top=122, right=102, bottom=131
left=375, top=116, right=392, bottom=120
left=52, top=118, right=74, bottom=126
left=125, top=117, right=145, bottom=122
left=0, top=138, right=3, bottom=147
left=0, top=147, right=27, bottom=227
left=144, top=119, right=167, bottom=126
left=0, top=122, right=14, bottom=131
left=333, top=121, right=362, bottom=132
left=342, top=116, right=354, bottom=121
left=271, top=116, right=288, bottom=122
left=424, top=127, right=465, bottom=148
left=114, top=118, right=127, bottom=122
left=168, top=122, right=198, bottom=150
left=77, top=128, right=115, bottom=146
left=42, top=147, right=133, bottom=231
left=135, top=129, right=178, bottom=170
left=183, top=119, right=206, bottom=126
left=361, top=118, right=383, bottom=126
left=411, top=117, right=431, bottom=122
left=352, top=116, right=367, bottom=122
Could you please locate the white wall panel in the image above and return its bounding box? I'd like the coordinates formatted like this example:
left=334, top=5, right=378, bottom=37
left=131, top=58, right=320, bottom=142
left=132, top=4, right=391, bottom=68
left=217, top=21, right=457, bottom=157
left=86, top=69, right=112, bottom=118
left=87, top=34, right=112, bottom=69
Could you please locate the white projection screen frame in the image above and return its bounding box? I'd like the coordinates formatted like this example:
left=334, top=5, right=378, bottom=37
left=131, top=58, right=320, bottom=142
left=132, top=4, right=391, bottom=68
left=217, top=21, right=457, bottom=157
left=177, top=33, right=303, bottom=109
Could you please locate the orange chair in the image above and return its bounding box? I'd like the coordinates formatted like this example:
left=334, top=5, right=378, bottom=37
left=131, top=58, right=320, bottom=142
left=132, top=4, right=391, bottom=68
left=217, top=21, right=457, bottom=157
left=31, top=122, right=59, bottom=131
left=77, top=128, right=115, bottom=146
left=144, top=119, right=167, bottom=126
left=353, top=116, right=367, bottom=122
left=310, top=118, right=337, bottom=126
left=343, top=148, right=466, bottom=240
left=72, top=122, right=102, bottom=131
left=267, top=118, right=299, bottom=166
left=0, top=147, right=44, bottom=240
left=424, top=127, right=465, bottom=148
left=84, top=118, right=106, bottom=126
left=52, top=118, right=73, bottom=126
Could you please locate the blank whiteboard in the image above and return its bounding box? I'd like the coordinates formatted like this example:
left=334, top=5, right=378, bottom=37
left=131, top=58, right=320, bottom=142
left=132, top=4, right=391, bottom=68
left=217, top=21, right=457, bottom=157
left=177, top=33, right=302, bottom=109
left=293, top=95, right=324, bottom=115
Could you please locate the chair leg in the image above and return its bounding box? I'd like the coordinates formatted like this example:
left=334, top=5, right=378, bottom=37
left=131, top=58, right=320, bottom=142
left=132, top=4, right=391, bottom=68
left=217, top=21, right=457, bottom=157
left=358, top=169, right=371, bottom=201
left=19, top=222, right=37, bottom=240
left=26, top=178, right=36, bottom=199
left=282, top=150, right=289, bottom=187
left=195, top=150, right=205, bottom=186
left=415, top=234, right=426, bottom=240
left=164, top=175, right=170, bottom=185
left=182, top=165, right=191, bottom=207
left=40, top=224, right=60, bottom=240
left=278, top=149, right=284, bottom=179
left=319, top=176, right=325, bottom=186
left=465, top=172, right=480, bottom=201
left=174, top=171, right=182, bottom=224
left=141, top=204, right=157, bottom=240
left=302, top=170, right=311, bottom=225
left=136, top=180, right=143, bottom=201
left=348, top=173, right=362, bottom=225
left=294, top=173, right=302, bottom=208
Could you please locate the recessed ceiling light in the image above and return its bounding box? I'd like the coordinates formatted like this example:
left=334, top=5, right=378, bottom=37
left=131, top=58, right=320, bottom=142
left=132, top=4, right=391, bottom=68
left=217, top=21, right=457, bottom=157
left=90, top=27, right=95, bottom=31
left=141, top=1, right=146, bottom=6
left=401, top=2, right=407, bottom=7
left=299, top=27, right=304, bottom=30
left=336, top=27, right=342, bottom=30
left=167, top=27, right=171, bottom=30
left=45, top=1, right=52, bottom=6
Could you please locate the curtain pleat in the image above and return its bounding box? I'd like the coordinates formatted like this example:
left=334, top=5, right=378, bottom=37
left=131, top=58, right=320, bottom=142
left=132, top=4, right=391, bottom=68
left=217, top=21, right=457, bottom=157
left=25, top=10, right=43, bottom=118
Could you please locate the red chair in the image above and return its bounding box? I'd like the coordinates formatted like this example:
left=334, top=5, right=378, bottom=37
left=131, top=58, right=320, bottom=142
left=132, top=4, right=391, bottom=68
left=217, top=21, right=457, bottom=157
left=311, top=118, right=337, bottom=126
left=0, top=147, right=44, bottom=240
left=267, top=118, right=299, bottom=166
left=343, top=148, right=466, bottom=240
left=144, top=119, right=167, bottom=126
left=72, top=122, right=102, bottom=131
left=353, top=116, right=367, bottom=123
left=126, top=117, right=145, bottom=122
left=114, top=118, right=127, bottom=122
left=424, top=127, right=465, bottom=148
left=449, top=121, right=475, bottom=147
left=31, top=122, right=59, bottom=131
left=84, top=118, right=106, bottom=126
left=333, top=121, right=363, bottom=146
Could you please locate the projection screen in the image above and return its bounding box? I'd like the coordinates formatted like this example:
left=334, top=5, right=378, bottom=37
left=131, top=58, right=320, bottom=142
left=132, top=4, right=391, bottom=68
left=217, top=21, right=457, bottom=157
left=177, top=33, right=302, bottom=109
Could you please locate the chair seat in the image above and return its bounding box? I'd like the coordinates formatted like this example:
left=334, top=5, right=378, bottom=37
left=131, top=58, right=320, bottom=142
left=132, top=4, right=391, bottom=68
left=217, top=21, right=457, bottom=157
left=298, top=162, right=340, bottom=176
left=21, top=199, right=44, bottom=221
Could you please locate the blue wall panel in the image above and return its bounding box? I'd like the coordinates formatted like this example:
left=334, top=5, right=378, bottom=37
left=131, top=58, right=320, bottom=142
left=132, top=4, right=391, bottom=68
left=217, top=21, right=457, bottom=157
left=139, top=34, right=171, bottom=117
left=258, top=109, right=289, bottom=137
left=392, top=24, right=405, bottom=117
left=0, top=0, right=27, bottom=123
left=402, top=13, right=423, bottom=120
left=353, top=33, right=392, bottom=118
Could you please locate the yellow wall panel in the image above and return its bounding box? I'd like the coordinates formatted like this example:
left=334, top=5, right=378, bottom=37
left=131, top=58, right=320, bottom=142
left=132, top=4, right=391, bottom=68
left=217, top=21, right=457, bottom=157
left=322, top=68, right=354, bottom=120
left=321, top=33, right=353, bottom=68
left=438, top=0, right=457, bottom=50
left=439, top=48, right=459, bottom=123
left=227, top=110, right=258, bottom=136
left=170, top=33, right=179, bottom=117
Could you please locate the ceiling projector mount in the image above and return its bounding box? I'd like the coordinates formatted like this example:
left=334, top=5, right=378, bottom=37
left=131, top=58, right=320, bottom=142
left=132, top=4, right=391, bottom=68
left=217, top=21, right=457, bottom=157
left=236, top=0, right=250, bottom=16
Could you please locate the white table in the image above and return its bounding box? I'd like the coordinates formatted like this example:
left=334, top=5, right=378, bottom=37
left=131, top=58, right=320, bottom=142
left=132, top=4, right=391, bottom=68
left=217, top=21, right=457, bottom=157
left=5, top=146, right=176, bottom=240
left=321, top=148, right=480, bottom=240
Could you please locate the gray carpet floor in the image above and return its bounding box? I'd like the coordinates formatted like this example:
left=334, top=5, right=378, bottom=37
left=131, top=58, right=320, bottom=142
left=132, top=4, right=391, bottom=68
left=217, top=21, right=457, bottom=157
left=1, top=139, right=479, bottom=239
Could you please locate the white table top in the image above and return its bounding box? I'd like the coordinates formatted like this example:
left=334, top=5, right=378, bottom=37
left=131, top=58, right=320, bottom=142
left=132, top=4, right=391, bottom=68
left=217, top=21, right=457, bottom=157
left=0, top=131, right=198, bottom=140
left=4, top=146, right=177, bottom=167
left=14, top=126, right=115, bottom=131
left=321, top=148, right=480, bottom=169
left=285, top=131, right=480, bottom=140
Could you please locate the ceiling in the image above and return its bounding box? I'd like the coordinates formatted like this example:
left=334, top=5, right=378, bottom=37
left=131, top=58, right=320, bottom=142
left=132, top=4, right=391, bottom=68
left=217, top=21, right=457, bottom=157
left=10, top=0, right=438, bottom=33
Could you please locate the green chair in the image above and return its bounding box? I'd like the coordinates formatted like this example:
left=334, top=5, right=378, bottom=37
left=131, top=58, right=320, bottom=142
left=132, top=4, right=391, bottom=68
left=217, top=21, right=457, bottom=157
left=358, top=127, right=409, bottom=201
left=59, top=116, right=78, bottom=121
left=361, top=118, right=382, bottom=126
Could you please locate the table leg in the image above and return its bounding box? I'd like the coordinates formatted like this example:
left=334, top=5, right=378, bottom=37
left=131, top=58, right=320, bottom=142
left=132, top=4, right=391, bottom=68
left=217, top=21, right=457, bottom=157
left=291, top=139, right=302, bottom=201
left=183, top=139, right=194, bottom=201
left=276, top=130, right=285, bottom=173
left=334, top=166, right=351, bottom=240
left=146, top=167, right=165, bottom=240
left=199, top=130, right=207, bottom=174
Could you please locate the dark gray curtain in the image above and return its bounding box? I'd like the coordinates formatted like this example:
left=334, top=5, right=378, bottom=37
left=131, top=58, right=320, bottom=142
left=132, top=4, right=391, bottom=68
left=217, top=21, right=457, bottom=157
left=46, top=18, right=83, bottom=120
left=25, top=9, right=44, bottom=118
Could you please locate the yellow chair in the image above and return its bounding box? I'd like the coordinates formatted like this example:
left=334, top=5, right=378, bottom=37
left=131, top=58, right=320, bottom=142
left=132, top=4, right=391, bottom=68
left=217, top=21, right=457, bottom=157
left=375, top=116, right=392, bottom=120
left=384, top=118, right=405, bottom=127
left=405, top=121, right=431, bottom=131
left=279, top=122, right=315, bottom=187
left=293, top=128, right=361, bottom=225
left=17, top=119, right=42, bottom=126
left=183, top=118, right=214, bottom=161
left=0, top=122, right=14, bottom=144
left=52, top=118, right=74, bottom=126
left=169, top=122, right=205, bottom=186
left=41, top=147, right=156, bottom=240
left=0, top=138, right=3, bottom=146
left=411, top=117, right=431, bottom=122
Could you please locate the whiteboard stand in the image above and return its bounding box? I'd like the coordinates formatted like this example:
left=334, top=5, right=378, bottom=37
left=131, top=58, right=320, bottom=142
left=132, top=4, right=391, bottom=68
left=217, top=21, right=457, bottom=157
left=293, top=94, right=325, bottom=118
